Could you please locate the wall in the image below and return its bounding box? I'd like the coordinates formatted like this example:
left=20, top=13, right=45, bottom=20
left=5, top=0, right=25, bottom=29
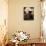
left=8, top=0, right=41, bottom=39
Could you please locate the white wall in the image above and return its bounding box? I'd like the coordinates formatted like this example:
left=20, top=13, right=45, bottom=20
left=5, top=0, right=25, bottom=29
left=8, top=0, right=41, bottom=39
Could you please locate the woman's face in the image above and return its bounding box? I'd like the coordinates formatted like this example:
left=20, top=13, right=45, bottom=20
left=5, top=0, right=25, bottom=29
left=26, top=10, right=29, bottom=14
left=25, top=7, right=33, bottom=14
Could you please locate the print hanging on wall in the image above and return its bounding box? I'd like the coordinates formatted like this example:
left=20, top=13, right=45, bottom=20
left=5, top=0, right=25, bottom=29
left=24, top=7, right=34, bottom=20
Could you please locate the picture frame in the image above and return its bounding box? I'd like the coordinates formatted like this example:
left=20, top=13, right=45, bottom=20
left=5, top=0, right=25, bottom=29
left=24, top=7, right=34, bottom=20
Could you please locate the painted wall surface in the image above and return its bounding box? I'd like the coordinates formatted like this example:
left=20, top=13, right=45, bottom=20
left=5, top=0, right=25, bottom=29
left=8, top=0, right=41, bottom=39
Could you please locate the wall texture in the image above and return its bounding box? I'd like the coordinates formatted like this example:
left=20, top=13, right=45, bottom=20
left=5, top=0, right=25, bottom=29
left=8, top=0, right=41, bottom=39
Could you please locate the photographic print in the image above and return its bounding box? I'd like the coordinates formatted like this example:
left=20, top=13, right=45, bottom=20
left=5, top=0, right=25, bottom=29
left=24, top=7, right=34, bottom=20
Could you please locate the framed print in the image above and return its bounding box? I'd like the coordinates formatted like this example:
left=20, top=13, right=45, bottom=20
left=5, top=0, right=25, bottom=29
left=24, top=7, right=34, bottom=20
